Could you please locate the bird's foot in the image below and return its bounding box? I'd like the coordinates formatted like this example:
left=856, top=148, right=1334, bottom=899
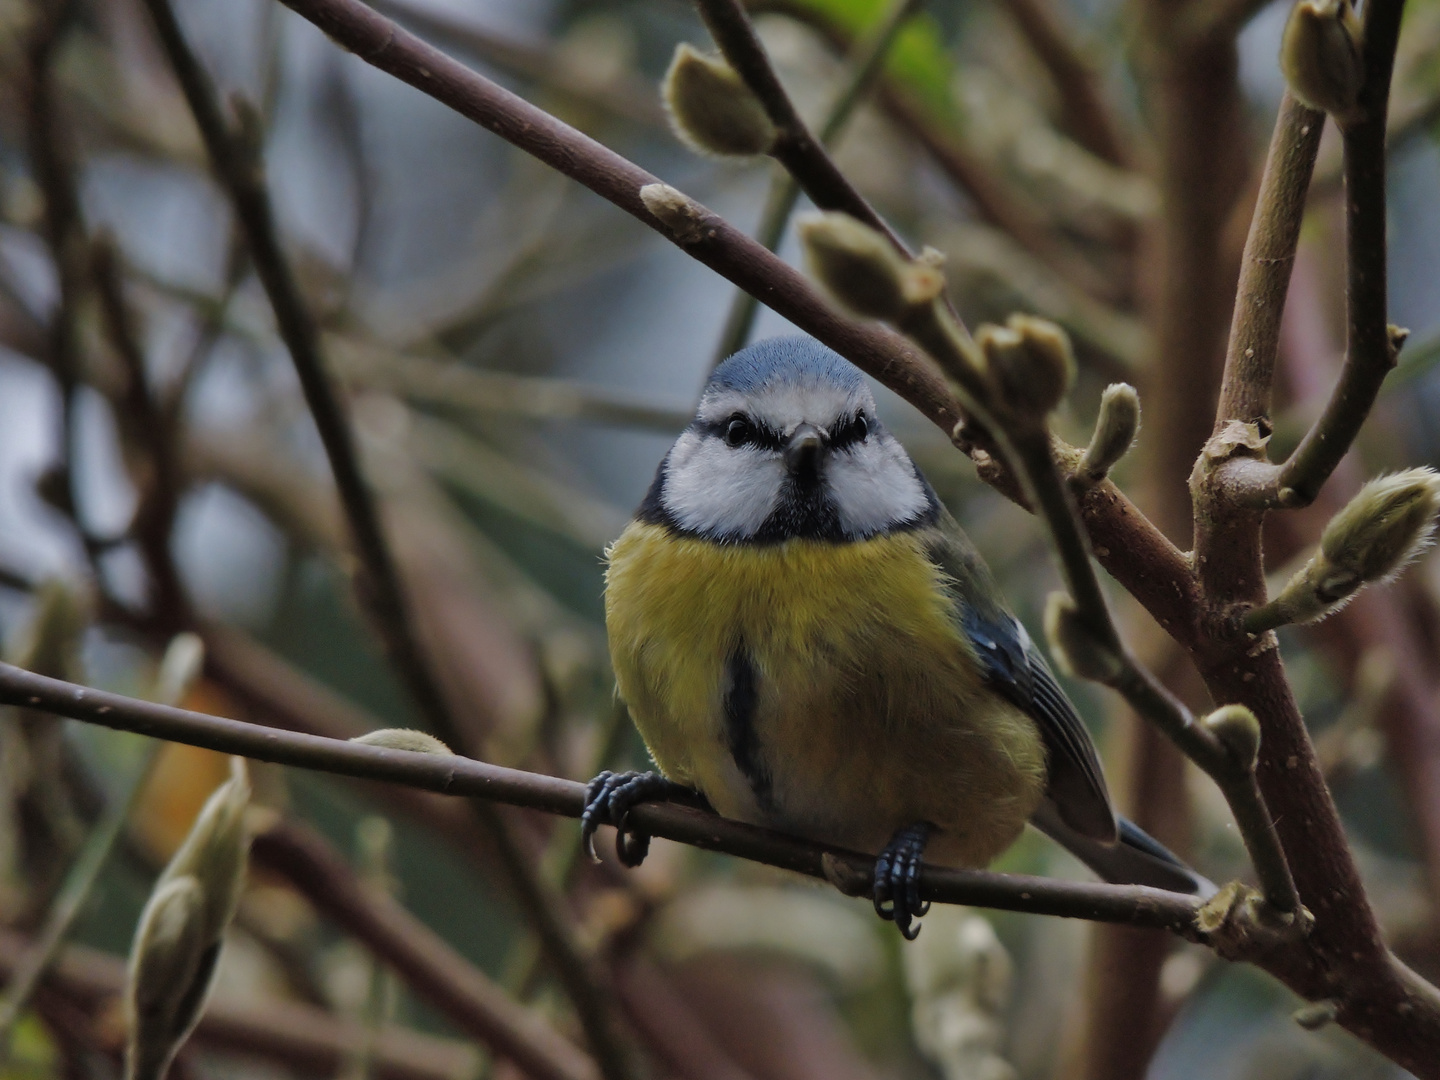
left=580, top=770, right=696, bottom=867
left=873, top=822, right=933, bottom=940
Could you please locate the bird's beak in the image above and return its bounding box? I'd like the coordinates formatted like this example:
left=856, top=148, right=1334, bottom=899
left=783, top=423, right=824, bottom=476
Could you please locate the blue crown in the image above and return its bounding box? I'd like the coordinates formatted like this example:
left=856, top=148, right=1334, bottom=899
left=707, top=337, right=865, bottom=396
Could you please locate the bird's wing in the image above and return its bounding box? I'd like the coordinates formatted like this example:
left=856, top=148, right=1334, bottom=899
left=924, top=515, right=1119, bottom=843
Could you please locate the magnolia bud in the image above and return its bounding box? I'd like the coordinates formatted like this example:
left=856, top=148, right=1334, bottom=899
left=662, top=43, right=777, bottom=157
left=978, top=315, right=1076, bottom=423
left=1268, top=468, right=1440, bottom=626
left=1280, top=0, right=1363, bottom=117
left=1079, top=383, right=1140, bottom=483
left=1203, top=705, right=1262, bottom=770
left=797, top=212, right=942, bottom=321
left=124, top=759, right=250, bottom=1080
left=1044, top=592, right=1123, bottom=684
left=351, top=728, right=453, bottom=755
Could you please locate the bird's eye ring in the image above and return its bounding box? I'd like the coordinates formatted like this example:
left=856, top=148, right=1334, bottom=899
left=724, top=416, right=754, bottom=448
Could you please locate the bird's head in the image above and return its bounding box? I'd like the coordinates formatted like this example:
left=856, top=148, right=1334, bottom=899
left=644, top=337, right=938, bottom=542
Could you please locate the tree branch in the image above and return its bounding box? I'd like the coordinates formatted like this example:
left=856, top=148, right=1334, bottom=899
left=269, top=0, right=1197, bottom=648
left=1211, top=94, right=1325, bottom=432
left=695, top=0, right=904, bottom=250
left=0, top=660, right=1204, bottom=932
left=995, top=0, right=1129, bottom=166
left=1269, top=0, right=1408, bottom=509
left=137, top=0, right=448, bottom=744
left=713, top=0, right=920, bottom=362
left=138, top=5, right=637, bottom=1073
left=249, top=822, right=600, bottom=1080
left=0, top=929, right=486, bottom=1080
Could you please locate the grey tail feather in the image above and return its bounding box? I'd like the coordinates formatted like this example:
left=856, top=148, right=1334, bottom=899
left=1031, top=803, right=1217, bottom=897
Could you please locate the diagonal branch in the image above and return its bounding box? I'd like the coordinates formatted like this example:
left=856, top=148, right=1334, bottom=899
left=137, top=0, right=448, bottom=736
left=0, top=660, right=1204, bottom=931
left=137, top=4, right=637, bottom=1074
left=250, top=822, right=599, bottom=1080
left=695, top=0, right=904, bottom=250
left=269, top=0, right=1197, bottom=646
left=713, top=0, right=920, bottom=362
left=995, top=0, right=1129, bottom=166
left=0, top=929, right=485, bottom=1080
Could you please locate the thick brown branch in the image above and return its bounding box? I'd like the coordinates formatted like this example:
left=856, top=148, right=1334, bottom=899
left=0, top=661, right=1203, bottom=931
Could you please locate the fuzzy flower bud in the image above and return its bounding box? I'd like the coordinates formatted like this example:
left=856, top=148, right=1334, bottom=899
left=1265, top=468, right=1440, bottom=627
left=797, top=212, right=943, bottom=321
left=662, top=44, right=777, bottom=157
left=1044, top=592, right=1123, bottom=684
left=125, top=758, right=250, bottom=1080
left=1078, top=383, right=1140, bottom=484
left=1280, top=0, right=1363, bottom=117
left=977, top=315, right=1076, bottom=424
left=1202, top=705, right=1262, bottom=770
left=351, top=728, right=453, bottom=755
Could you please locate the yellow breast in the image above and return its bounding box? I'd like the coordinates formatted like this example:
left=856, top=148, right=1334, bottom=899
left=604, top=521, right=1047, bottom=865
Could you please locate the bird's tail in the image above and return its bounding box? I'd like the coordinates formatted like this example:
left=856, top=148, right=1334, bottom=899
left=1031, top=802, right=1217, bottom=897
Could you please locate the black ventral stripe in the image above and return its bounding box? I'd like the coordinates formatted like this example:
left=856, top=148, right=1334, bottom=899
left=723, top=646, right=773, bottom=811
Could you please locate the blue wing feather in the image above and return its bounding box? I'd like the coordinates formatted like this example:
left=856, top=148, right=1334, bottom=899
left=925, top=513, right=1119, bottom=843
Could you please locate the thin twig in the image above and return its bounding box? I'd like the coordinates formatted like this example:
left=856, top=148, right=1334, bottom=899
left=0, top=741, right=160, bottom=1044
left=1268, top=0, right=1408, bottom=509
left=748, top=0, right=1120, bottom=304
left=695, top=0, right=905, bottom=251
left=92, top=236, right=191, bottom=628
left=0, top=928, right=484, bottom=1080
left=268, top=0, right=1196, bottom=634
left=137, top=0, right=449, bottom=739
left=995, top=0, right=1129, bottom=166
left=138, top=5, right=636, bottom=1072
left=367, top=0, right=665, bottom=126
left=882, top=293, right=1303, bottom=917
left=0, top=661, right=1204, bottom=931
left=713, top=0, right=920, bottom=363
left=250, top=821, right=600, bottom=1080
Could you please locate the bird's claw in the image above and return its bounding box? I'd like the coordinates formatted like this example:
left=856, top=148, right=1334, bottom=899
left=873, top=822, right=932, bottom=940
left=580, top=770, right=687, bottom=868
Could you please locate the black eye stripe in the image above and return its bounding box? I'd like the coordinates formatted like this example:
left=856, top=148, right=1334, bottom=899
left=829, top=412, right=870, bottom=450
left=700, top=414, right=785, bottom=451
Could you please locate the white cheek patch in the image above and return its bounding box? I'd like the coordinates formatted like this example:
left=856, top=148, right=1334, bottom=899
left=827, top=435, right=930, bottom=537
left=662, top=431, right=785, bottom=538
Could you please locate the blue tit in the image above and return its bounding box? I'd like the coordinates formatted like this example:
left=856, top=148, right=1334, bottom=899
left=583, top=336, right=1211, bottom=938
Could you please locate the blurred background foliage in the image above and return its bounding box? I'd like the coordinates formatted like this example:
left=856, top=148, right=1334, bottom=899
left=0, top=0, right=1438, bottom=1077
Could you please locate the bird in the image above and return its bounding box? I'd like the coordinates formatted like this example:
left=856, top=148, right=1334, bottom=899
left=583, top=336, right=1211, bottom=938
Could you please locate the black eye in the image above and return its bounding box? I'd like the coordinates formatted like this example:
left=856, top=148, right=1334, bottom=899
left=724, top=416, right=754, bottom=448
left=833, top=413, right=869, bottom=448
